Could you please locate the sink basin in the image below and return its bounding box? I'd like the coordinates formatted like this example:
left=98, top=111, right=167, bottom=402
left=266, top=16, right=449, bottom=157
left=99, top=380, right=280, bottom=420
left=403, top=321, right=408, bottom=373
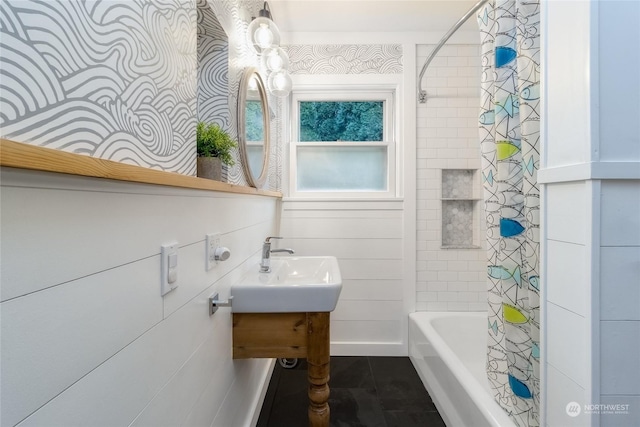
left=231, top=256, right=342, bottom=313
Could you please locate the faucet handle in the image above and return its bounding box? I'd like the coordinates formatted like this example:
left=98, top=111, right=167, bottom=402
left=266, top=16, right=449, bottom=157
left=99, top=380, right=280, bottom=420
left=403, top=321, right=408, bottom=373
left=265, top=236, right=282, bottom=243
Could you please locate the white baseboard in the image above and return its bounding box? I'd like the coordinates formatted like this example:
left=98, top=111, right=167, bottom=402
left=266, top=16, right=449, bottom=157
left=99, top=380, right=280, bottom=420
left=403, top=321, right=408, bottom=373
left=248, top=359, right=276, bottom=427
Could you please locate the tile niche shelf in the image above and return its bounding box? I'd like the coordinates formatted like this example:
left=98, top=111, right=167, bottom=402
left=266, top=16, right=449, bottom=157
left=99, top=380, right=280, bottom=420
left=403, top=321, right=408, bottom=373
left=441, top=169, right=482, bottom=249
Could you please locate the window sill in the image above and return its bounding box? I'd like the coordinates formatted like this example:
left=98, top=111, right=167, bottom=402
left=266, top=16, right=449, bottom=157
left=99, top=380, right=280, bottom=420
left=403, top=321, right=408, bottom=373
left=282, top=196, right=404, bottom=202
left=0, top=139, right=281, bottom=198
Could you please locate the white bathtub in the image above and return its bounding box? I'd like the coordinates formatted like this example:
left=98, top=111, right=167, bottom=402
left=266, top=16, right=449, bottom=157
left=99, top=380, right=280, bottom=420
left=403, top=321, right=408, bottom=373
left=409, top=312, right=515, bottom=427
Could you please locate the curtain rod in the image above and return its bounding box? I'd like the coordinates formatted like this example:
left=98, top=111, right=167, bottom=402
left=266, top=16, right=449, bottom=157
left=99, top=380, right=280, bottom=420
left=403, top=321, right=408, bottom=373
left=418, top=0, right=489, bottom=103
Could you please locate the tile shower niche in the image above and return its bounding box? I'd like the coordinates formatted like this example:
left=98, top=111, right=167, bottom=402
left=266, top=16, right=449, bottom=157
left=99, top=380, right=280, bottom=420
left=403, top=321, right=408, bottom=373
left=441, top=169, right=480, bottom=248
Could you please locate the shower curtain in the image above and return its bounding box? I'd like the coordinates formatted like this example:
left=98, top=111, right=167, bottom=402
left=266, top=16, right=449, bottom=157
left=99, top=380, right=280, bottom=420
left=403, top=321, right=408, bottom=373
left=477, top=1, right=540, bottom=426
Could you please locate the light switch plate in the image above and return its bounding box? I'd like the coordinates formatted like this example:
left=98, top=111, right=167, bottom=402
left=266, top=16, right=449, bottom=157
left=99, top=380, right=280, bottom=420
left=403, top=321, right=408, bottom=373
left=206, top=233, right=221, bottom=271
left=161, top=243, right=178, bottom=296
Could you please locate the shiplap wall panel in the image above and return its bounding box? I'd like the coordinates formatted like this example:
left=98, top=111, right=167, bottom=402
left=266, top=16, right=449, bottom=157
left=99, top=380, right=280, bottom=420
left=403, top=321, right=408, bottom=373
left=1, top=180, right=276, bottom=302
left=339, top=259, right=404, bottom=281
left=163, top=220, right=274, bottom=317
left=2, top=258, right=163, bottom=427
left=282, top=238, right=403, bottom=259
left=281, top=200, right=405, bottom=355
left=13, top=255, right=266, bottom=427
left=333, top=300, right=404, bottom=321
left=340, top=279, right=403, bottom=301
left=281, top=217, right=402, bottom=239
left=129, top=321, right=232, bottom=427
left=129, top=309, right=240, bottom=427
left=330, top=321, right=402, bottom=344
left=2, top=170, right=278, bottom=427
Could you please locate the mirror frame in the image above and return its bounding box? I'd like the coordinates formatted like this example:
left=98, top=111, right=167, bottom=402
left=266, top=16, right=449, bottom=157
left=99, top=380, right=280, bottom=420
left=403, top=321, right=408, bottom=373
left=237, top=67, right=270, bottom=188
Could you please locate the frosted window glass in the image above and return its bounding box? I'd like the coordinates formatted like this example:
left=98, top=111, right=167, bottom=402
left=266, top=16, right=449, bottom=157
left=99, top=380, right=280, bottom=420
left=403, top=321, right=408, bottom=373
left=297, top=146, right=387, bottom=191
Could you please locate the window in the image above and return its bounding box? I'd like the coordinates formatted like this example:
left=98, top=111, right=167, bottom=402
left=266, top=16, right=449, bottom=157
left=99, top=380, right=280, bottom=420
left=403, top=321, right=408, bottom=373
left=290, top=90, right=396, bottom=198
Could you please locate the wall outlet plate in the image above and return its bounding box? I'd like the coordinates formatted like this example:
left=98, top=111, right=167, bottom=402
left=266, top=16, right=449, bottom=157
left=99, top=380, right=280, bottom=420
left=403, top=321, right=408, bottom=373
left=161, top=243, right=178, bottom=296
left=206, top=233, right=221, bottom=271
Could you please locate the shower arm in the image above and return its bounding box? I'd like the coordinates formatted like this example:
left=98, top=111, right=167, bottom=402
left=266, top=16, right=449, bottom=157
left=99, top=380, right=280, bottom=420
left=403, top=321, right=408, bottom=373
left=418, top=0, right=489, bottom=103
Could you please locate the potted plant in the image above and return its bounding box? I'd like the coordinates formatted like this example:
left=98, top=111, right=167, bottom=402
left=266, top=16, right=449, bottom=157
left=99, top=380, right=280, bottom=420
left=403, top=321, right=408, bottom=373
left=196, top=121, right=237, bottom=181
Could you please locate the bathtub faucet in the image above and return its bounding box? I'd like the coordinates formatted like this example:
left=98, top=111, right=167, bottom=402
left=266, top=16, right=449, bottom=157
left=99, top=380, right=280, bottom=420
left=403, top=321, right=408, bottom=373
left=260, top=236, right=295, bottom=273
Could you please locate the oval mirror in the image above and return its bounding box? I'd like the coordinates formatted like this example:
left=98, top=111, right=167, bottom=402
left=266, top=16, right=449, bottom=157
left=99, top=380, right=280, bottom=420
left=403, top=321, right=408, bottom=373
left=238, top=67, right=269, bottom=188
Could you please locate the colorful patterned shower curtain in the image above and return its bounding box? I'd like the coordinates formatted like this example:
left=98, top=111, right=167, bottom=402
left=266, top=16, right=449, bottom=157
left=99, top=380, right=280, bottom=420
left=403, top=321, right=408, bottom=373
left=477, top=1, right=541, bottom=426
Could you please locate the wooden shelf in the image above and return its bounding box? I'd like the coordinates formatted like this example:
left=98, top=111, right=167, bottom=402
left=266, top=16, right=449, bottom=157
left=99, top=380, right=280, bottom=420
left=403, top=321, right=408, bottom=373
left=0, top=139, right=282, bottom=198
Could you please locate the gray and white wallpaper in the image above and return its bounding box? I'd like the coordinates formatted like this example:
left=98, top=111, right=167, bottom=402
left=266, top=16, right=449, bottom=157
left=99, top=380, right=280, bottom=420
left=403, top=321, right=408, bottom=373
left=0, top=0, right=198, bottom=175
left=0, top=0, right=403, bottom=191
left=285, top=44, right=403, bottom=75
left=197, top=0, right=230, bottom=130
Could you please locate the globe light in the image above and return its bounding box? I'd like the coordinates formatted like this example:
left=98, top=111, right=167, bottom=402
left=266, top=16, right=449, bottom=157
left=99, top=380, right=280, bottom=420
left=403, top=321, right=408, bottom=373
left=261, top=47, right=289, bottom=73
left=267, top=69, right=292, bottom=98
left=247, top=16, right=280, bottom=54
left=255, top=23, right=273, bottom=48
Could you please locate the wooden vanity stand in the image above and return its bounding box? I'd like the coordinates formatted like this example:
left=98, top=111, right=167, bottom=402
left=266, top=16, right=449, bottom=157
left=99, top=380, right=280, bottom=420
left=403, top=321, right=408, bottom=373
left=232, top=312, right=330, bottom=427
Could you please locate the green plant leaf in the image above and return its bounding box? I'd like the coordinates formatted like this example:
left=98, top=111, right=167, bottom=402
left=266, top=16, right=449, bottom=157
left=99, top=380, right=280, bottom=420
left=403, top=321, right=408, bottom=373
left=196, top=121, right=237, bottom=166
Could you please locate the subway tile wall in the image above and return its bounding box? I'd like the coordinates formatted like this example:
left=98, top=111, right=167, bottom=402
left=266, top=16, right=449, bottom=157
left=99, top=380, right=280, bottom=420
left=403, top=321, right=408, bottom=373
left=415, top=43, right=488, bottom=312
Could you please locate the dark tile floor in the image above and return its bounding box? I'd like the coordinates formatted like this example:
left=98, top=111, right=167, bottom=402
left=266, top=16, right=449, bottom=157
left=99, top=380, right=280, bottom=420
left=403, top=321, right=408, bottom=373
left=257, top=356, right=446, bottom=427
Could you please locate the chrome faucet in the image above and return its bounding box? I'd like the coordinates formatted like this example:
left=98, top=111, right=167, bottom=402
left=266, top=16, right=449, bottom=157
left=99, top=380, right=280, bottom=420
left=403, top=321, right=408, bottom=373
left=260, top=236, right=295, bottom=273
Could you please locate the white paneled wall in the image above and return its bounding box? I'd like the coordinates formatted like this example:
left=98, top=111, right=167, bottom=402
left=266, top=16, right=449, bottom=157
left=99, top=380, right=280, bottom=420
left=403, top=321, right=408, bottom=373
left=599, top=181, right=640, bottom=426
left=542, top=1, right=640, bottom=426
left=1, top=168, right=278, bottom=427
left=415, top=43, right=487, bottom=312
left=544, top=181, right=591, bottom=427
left=280, top=200, right=406, bottom=355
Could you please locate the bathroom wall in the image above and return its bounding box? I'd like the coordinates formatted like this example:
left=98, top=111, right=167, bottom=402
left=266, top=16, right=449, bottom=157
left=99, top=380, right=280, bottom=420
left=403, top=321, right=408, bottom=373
left=0, top=168, right=279, bottom=427
left=0, top=0, right=198, bottom=175
left=206, top=0, right=282, bottom=189
left=415, top=43, right=487, bottom=312
left=198, top=0, right=231, bottom=131
left=277, top=30, right=484, bottom=354
left=279, top=43, right=409, bottom=355
left=0, top=0, right=280, bottom=190
left=542, top=1, right=640, bottom=426
left=1, top=1, right=284, bottom=426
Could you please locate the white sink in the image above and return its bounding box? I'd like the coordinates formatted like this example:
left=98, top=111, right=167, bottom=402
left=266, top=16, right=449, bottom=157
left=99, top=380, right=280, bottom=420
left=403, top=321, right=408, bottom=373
left=231, top=256, right=342, bottom=313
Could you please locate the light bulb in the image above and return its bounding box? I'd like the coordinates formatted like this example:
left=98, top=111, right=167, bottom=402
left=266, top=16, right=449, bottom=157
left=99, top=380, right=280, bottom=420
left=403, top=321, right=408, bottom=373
left=261, top=47, right=289, bottom=73
left=246, top=17, right=281, bottom=54
left=273, top=74, right=286, bottom=89
left=267, top=70, right=292, bottom=98
left=267, top=51, right=283, bottom=70
left=254, top=23, right=273, bottom=49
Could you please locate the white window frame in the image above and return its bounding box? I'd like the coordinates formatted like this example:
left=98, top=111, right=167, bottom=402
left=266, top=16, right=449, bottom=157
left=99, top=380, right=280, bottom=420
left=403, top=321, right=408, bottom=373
left=289, top=88, right=397, bottom=199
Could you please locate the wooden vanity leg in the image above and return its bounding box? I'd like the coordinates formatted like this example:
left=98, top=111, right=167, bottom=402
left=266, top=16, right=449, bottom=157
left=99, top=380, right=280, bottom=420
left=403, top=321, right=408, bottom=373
left=307, top=312, right=330, bottom=427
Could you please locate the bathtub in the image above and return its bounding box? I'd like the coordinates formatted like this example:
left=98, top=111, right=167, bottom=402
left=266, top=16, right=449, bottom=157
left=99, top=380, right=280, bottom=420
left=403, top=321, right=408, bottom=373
left=409, top=312, right=515, bottom=427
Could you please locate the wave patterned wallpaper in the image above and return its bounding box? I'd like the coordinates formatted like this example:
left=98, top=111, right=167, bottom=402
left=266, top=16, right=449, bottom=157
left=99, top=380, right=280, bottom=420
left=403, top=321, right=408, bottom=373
left=285, top=44, right=403, bottom=74
left=197, top=0, right=230, bottom=130
left=0, top=0, right=198, bottom=175
left=206, top=0, right=279, bottom=189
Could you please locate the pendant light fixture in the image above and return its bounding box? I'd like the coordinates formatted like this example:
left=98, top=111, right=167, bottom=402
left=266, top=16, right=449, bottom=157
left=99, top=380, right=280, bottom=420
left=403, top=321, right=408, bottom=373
left=246, top=2, right=292, bottom=98
left=246, top=2, right=281, bottom=55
